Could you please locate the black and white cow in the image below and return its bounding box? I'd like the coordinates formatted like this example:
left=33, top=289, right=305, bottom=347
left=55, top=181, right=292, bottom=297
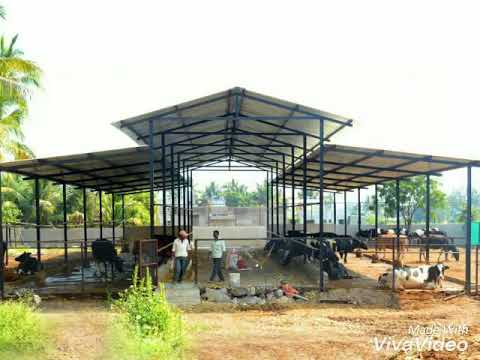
left=335, top=237, right=368, bottom=263
left=91, top=239, right=123, bottom=277
left=377, top=264, right=449, bottom=290
left=412, top=229, right=460, bottom=262
left=15, top=252, right=42, bottom=275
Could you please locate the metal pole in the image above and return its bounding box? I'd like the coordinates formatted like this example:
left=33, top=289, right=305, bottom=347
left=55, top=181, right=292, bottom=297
left=374, top=184, right=379, bottom=235
left=425, top=174, right=431, bottom=263
left=99, top=190, right=103, bottom=239
left=162, top=133, right=167, bottom=235
left=266, top=173, right=270, bottom=237
left=183, top=162, right=186, bottom=230
left=276, top=162, right=280, bottom=236
left=122, top=194, right=125, bottom=250
left=149, top=119, right=155, bottom=239
left=35, top=178, right=41, bottom=262
left=0, top=171, right=4, bottom=299
left=319, top=119, right=325, bottom=291
left=171, top=145, right=175, bottom=236
left=344, top=191, right=347, bottom=236
left=333, top=193, right=337, bottom=231
left=63, top=183, right=68, bottom=263
left=270, top=171, right=274, bottom=235
left=83, top=188, right=87, bottom=252
left=466, top=165, right=472, bottom=294
left=357, top=188, right=361, bottom=233
left=291, top=147, right=295, bottom=232
left=112, top=193, right=116, bottom=247
left=190, top=170, right=193, bottom=234
left=303, top=135, right=307, bottom=236
left=282, top=154, right=287, bottom=236
left=177, top=154, right=181, bottom=230
left=393, top=179, right=400, bottom=291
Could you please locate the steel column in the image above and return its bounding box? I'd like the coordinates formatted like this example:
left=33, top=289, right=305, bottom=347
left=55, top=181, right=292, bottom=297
left=282, top=155, right=287, bottom=236
left=319, top=119, right=325, bottom=291
left=99, top=190, right=103, bottom=239
left=162, top=133, right=167, bottom=235
left=177, top=154, right=181, bottom=229
left=266, top=173, right=270, bottom=237
left=303, top=135, right=307, bottom=236
left=374, top=184, right=379, bottom=235
left=270, top=171, right=274, bottom=235
left=63, top=183, right=68, bottom=263
left=149, top=119, right=155, bottom=239
left=122, top=194, right=125, bottom=248
left=171, top=145, right=175, bottom=236
left=83, top=188, right=87, bottom=251
left=333, top=193, right=337, bottom=228
left=466, top=165, right=472, bottom=294
left=357, top=188, right=361, bottom=232
left=344, top=191, right=347, bottom=236
left=183, top=162, right=186, bottom=230
left=112, top=193, right=116, bottom=247
left=35, top=178, right=41, bottom=262
left=276, top=162, right=280, bottom=235
left=393, top=179, right=400, bottom=291
left=291, top=147, right=295, bottom=232
left=425, top=174, right=431, bottom=263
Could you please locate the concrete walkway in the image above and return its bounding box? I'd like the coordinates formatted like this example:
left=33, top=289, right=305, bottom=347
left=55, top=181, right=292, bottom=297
left=163, top=282, right=201, bottom=306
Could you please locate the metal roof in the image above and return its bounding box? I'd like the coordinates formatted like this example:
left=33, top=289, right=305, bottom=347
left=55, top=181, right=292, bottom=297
left=112, top=87, right=353, bottom=169
left=0, top=146, right=186, bottom=194
left=279, top=144, right=476, bottom=191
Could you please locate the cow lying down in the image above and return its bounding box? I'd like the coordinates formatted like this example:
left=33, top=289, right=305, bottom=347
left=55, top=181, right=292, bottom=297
left=377, top=264, right=449, bottom=290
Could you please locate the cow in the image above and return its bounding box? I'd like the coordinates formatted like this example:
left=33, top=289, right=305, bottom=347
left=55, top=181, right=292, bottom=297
left=374, top=230, right=409, bottom=261
left=377, top=264, right=449, bottom=290
left=411, top=229, right=459, bottom=262
left=310, top=240, right=350, bottom=280
left=335, top=237, right=368, bottom=263
left=15, top=252, right=42, bottom=275
left=91, top=239, right=123, bottom=277
left=356, top=229, right=378, bottom=239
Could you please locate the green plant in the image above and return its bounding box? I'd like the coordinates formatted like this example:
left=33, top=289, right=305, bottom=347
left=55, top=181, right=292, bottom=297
left=107, top=268, right=186, bottom=359
left=0, top=299, right=50, bottom=358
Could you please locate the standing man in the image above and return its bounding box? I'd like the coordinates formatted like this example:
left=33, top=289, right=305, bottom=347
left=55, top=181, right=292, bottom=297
left=209, top=230, right=226, bottom=282
left=173, top=230, right=191, bottom=283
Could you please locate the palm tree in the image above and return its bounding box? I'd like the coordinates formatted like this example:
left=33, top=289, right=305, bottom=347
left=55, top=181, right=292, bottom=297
left=0, top=34, right=41, bottom=160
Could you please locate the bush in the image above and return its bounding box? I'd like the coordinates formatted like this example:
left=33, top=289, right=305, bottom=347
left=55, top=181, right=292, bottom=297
left=0, top=299, right=50, bottom=358
left=106, top=268, right=186, bottom=359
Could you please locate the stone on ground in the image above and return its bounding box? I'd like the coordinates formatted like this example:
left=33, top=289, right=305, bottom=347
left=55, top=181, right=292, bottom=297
left=163, top=282, right=201, bottom=306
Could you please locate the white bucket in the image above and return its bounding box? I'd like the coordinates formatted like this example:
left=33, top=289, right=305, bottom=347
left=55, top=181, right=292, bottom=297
left=229, top=272, right=240, bottom=287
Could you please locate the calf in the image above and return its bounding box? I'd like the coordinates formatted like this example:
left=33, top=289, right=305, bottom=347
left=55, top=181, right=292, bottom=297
left=15, top=252, right=42, bottom=275
left=377, top=264, right=449, bottom=290
left=91, top=239, right=123, bottom=277
left=335, top=237, right=368, bottom=263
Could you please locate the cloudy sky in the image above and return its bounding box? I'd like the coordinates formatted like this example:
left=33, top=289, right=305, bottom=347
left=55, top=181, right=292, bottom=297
left=2, top=1, right=480, bottom=192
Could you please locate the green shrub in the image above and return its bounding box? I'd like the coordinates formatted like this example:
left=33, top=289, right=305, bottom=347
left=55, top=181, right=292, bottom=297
left=106, top=268, right=186, bottom=359
left=0, top=299, right=50, bottom=358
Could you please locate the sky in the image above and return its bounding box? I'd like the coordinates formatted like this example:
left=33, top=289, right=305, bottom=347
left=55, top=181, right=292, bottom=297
left=2, top=0, right=480, bottom=193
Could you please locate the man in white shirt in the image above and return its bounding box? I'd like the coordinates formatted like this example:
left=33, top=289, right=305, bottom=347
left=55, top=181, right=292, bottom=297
left=209, top=230, right=226, bottom=282
left=172, top=230, right=192, bottom=283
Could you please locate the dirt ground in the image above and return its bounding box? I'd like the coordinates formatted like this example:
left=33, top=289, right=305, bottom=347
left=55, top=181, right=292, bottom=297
left=34, top=292, right=480, bottom=360
left=185, top=293, right=480, bottom=360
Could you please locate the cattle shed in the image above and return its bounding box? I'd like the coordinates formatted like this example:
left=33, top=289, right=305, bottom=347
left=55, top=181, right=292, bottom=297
left=0, top=87, right=479, bottom=298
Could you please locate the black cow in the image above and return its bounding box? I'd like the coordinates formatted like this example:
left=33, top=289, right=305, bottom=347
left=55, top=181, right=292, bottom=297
left=15, top=252, right=42, bottom=275
left=310, top=240, right=350, bottom=280
left=335, top=237, right=368, bottom=263
left=91, top=239, right=123, bottom=276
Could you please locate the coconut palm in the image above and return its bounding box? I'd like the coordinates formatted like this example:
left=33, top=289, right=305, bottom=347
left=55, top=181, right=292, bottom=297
left=0, top=34, right=41, bottom=160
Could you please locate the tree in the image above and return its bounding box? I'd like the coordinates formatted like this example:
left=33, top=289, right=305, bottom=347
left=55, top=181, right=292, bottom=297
left=378, top=176, right=447, bottom=231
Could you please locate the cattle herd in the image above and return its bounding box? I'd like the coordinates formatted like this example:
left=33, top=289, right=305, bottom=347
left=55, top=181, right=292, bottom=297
left=264, top=226, right=460, bottom=290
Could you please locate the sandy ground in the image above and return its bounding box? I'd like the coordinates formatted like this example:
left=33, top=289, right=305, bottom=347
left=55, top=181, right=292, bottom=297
left=34, top=293, right=480, bottom=360
left=185, top=293, right=480, bottom=360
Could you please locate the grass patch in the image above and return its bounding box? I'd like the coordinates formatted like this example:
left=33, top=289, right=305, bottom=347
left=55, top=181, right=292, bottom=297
left=0, top=297, right=51, bottom=359
left=104, top=268, right=187, bottom=360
